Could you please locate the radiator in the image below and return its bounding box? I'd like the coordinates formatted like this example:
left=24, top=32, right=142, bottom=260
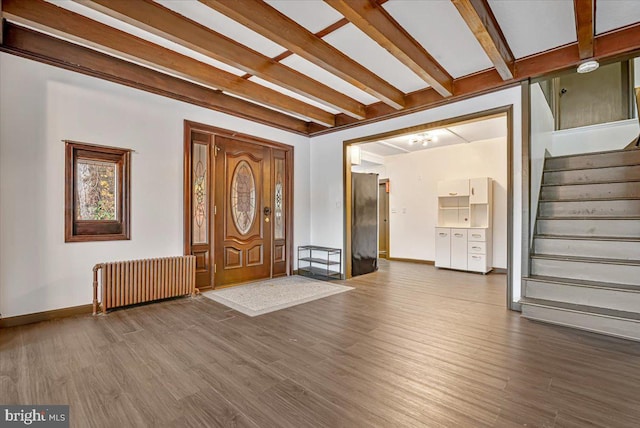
left=92, top=255, right=196, bottom=315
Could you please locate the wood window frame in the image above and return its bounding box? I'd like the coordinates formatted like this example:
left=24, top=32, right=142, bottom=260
left=65, top=141, right=131, bottom=242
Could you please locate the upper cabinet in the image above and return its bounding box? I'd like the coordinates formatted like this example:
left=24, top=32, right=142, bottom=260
left=437, top=178, right=470, bottom=197
left=470, top=177, right=490, bottom=204
left=437, top=177, right=492, bottom=229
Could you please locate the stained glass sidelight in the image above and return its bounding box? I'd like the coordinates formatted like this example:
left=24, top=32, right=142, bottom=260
left=231, top=160, right=256, bottom=235
left=75, top=159, right=117, bottom=221
left=192, top=143, right=208, bottom=244
left=274, top=158, right=285, bottom=240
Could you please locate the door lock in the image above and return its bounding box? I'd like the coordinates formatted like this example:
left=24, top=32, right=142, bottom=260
left=263, top=206, right=272, bottom=216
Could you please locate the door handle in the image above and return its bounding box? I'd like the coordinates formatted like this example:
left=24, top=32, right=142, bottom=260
left=454, top=233, right=463, bottom=237
left=449, top=192, right=457, bottom=196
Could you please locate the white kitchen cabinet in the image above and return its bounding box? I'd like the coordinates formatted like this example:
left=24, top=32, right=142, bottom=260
left=435, top=177, right=493, bottom=274
left=437, top=179, right=470, bottom=197
left=435, top=228, right=451, bottom=268
left=469, top=177, right=490, bottom=204
left=450, top=229, right=468, bottom=270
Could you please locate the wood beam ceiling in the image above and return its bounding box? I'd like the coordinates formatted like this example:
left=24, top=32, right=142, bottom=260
left=0, top=23, right=315, bottom=135
left=309, top=22, right=640, bottom=135
left=75, top=0, right=365, bottom=120
left=198, top=0, right=407, bottom=110
left=2, top=0, right=336, bottom=127
left=324, top=0, right=453, bottom=97
left=574, top=0, right=595, bottom=59
left=451, top=0, right=515, bottom=80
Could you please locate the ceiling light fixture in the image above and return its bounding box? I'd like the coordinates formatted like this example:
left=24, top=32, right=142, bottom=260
left=577, top=60, right=599, bottom=74
left=409, top=132, right=438, bottom=147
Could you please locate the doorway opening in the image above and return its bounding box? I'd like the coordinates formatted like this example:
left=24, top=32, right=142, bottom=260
left=183, top=121, right=293, bottom=290
left=344, top=106, right=514, bottom=308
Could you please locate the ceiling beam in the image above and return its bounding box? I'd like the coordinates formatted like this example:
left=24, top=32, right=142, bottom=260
left=310, top=22, right=640, bottom=135
left=574, top=0, right=595, bottom=59
left=451, top=0, right=515, bottom=80
left=2, top=0, right=336, bottom=127
left=198, top=0, right=406, bottom=110
left=324, top=0, right=453, bottom=97
left=0, top=23, right=315, bottom=135
left=75, top=0, right=365, bottom=120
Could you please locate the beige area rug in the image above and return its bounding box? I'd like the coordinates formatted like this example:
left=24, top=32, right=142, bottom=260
left=202, top=275, right=353, bottom=317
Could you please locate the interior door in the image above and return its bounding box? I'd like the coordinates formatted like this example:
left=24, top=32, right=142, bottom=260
left=214, top=136, right=272, bottom=286
left=378, top=181, right=389, bottom=258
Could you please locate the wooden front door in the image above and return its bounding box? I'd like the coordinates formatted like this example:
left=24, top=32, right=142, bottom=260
left=184, top=122, right=293, bottom=290
left=214, top=136, right=272, bottom=286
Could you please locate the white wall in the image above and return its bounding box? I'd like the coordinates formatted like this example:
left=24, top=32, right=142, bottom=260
left=383, top=138, right=507, bottom=268
left=550, top=119, right=639, bottom=156
left=529, top=83, right=555, bottom=237
left=0, top=53, right=310, bottom=318
left=310, top=86, right=523, bottom=303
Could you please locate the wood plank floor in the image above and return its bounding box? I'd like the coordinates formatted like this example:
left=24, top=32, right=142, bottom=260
left=2, top=260, right=640, bottom=427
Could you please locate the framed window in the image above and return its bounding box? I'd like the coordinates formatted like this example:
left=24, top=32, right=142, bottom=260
left=65, top=141, right=131, bottom=242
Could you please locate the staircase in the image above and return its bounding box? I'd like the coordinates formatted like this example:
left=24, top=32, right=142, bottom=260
left=521, top=147, right=640, bottom=341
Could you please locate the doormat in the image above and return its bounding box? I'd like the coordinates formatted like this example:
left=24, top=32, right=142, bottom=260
left=202, top=275, right=354, bottom=317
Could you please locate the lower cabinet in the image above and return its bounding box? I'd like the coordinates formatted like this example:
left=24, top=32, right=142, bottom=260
left=450, top=229, right=468, bottom=270
left=435, top=227, right=492, bottom=273
left=435, top=228, right=451, bottom=267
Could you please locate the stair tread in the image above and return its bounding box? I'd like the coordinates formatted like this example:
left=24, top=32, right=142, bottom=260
left=531, top=253, right=640, bottom=265
left=534, top=234, right=640, bottom=242
left=520, top=297, right=640, bottom=321
left=541, top=179, right=640, bottom=187
left=538, top=215, right=640, bottom=220
left=547, top=147, right=639, bottom=160
left=540, top=197, right=640, bottom=202
left=544, top=162, right=640, bottom=173
left=525, top=275, right=640, bottom=292
left=540, top=197, right=640, bottom=203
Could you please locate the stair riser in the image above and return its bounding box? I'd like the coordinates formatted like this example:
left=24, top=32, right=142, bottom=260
left=534, top=238, right=640, bottom=260
left=543, top=165, right=640, bottom=185
left=522, top=305, right=640, bottom=341
left=541, top=182, right=640, bottom=201
left=531, top=259, right=640, bottom=286
left=536, top=219, right=640, bottom=238
left=525, top=280, right=640, bottom=313
left=539, top=200, right=640, bottom=218
left=545, top=150, right=640, bottom=171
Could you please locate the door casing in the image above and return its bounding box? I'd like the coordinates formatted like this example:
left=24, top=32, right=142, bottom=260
left=183, top=121, right=294, bottom=290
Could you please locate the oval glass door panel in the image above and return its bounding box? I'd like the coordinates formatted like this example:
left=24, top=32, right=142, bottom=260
left=230, top=160, right=256, bottom=235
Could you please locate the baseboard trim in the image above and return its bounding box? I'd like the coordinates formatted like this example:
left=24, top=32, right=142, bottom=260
left=387, top=257, right=435, bottom=265
left=0, top=304, right=93, bottom=328
left=492, top=267, right=508, bottom=274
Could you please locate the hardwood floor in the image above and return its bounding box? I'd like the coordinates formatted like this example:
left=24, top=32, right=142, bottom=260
left=2, top=260, right=640, bottom=427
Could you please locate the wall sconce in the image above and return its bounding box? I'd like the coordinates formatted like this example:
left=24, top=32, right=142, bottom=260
left=350, top=145, right=362, bottom=165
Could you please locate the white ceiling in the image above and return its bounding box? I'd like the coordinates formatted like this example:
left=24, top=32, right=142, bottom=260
left=596, top=0, right=640, bottom=34
left=488, top=0, right=577, bottom=59
left=323, top=23, right=429, bottom=93
left=359, top=115, right=507, bottom=158
left=383, top=0, right=494, bottom=78
left=156, top=0, right=287, bottom=58
left=21, top=1, right=640, bottom=127
left=266, top=0, right=343, bottom=34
